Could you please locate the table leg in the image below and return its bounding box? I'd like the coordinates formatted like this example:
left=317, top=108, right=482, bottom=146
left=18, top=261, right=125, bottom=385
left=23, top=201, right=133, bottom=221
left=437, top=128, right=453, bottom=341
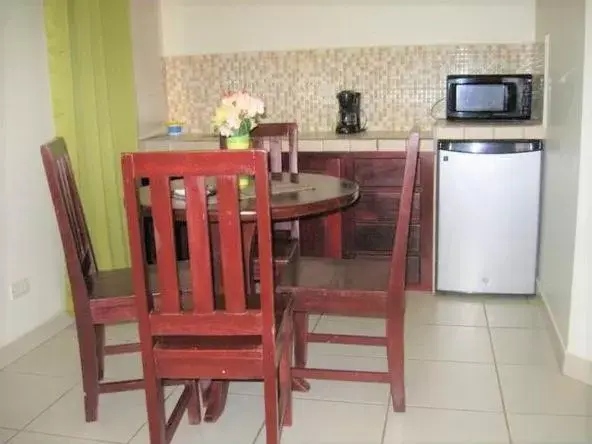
left=202, top=222, right=257, bottom=423
left=202, top=380, right=230, bottom=423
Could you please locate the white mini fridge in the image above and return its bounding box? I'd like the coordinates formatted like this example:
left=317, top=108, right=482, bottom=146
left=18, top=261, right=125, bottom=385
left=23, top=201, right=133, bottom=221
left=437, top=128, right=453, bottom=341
left=436, top=139, right=543, bottom=295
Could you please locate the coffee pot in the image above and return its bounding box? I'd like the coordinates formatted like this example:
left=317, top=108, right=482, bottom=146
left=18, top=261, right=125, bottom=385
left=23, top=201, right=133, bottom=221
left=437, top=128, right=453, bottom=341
left=336, top=90, right=367, bottom=134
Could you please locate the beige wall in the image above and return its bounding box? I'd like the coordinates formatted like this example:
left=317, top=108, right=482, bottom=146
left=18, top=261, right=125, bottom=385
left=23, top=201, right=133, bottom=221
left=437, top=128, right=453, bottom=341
left=130, top=0, right=168, bottom=138
left=536, top=0, right=585, bottom=349
left=159, top=0, right=536, bottom=56
left=1, top=0, right=65, bottom=346
left=536, top=0, right=592, bottom=369
left=0, top=1, right=7, bottom=344
left=569, top=1, right=592, bottom=362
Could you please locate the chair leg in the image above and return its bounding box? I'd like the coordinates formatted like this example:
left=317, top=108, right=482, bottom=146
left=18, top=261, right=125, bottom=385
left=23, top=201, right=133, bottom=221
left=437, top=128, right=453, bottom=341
left=293, top=312, right=308, bottom=367
left=386, top=317, right=405, bottom=412
left=283, top=326, right=294, bottom=426
left=145, top=376, right=167, bottom=444
left=78, top=329, right=100, bottom=422
left=187, top=380, right=202, bottom=425
left=263, top=366, right=280, bottom=444
left=94, top=325, right=106, bottom=381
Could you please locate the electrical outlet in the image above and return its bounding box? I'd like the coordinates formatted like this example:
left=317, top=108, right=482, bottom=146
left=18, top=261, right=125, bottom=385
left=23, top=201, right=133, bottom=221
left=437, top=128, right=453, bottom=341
left=10, top=278, right=30, bottom=300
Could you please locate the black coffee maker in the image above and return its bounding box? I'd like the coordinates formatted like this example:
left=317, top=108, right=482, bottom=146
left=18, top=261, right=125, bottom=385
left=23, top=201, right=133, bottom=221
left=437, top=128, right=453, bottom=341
left=336, top=90, right=366, bottom=134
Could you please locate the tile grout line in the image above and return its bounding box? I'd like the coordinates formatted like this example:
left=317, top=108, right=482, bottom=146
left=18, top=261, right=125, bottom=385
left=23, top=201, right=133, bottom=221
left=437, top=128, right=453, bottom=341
left=16, top=382, right=79, bottom=434
left=7, top=429, right=122, bottom=444
left=484, top=302, right=514, bottom=444
left=126, top=417, right=148, bottom=444
left=250, top=422, right=265, bottom=444
left=379, top=395, right=391, bottom=444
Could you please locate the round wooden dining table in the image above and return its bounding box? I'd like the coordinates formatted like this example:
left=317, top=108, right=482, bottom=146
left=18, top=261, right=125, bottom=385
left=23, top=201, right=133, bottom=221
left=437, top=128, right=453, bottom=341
left=140, top=172, right=359, bottom=422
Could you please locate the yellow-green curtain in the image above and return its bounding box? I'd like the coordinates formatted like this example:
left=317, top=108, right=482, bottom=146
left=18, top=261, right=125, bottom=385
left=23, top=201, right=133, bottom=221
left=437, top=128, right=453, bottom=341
left=44, top=0, right=139, bottom=313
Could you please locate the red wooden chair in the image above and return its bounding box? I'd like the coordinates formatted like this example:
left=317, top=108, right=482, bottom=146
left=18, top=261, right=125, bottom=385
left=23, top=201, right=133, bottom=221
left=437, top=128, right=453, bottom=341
left=221, top=123, right=300, bottom=277
left=41, top=137, right=147, bottom=422
left=278, top=129, right=421, bottom=412
left=121, top=149, right=294, bottom=444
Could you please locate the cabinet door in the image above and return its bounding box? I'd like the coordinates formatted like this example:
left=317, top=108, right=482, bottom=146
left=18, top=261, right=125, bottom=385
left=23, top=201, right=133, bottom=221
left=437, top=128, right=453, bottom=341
left=298, top=154, right=344, bottom=258
left=342, top=152, right=434, bottom=290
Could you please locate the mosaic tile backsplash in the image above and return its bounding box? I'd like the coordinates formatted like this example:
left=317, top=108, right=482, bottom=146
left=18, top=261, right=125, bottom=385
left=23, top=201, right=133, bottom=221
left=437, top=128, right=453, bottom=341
left=164, top=42, right=545, bottom=134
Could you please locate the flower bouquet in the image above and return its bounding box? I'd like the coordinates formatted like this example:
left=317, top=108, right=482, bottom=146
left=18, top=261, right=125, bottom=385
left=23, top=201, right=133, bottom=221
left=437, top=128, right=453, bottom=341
left=212, top=91, right=265, bottom=149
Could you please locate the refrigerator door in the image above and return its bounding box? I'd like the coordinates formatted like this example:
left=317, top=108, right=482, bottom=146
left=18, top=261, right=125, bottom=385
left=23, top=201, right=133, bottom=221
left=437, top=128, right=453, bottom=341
left=436, top=144, right=542, bottom=294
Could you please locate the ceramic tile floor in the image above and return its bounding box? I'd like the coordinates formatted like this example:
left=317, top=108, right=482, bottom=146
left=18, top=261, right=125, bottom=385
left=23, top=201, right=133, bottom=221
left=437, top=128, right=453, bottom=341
left=1, top=292, right=591, bottom=444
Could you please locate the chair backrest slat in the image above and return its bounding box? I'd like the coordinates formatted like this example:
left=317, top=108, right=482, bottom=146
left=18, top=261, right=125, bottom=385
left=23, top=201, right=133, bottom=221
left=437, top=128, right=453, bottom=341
left=150, top=176, right=180, bottom=313
left=121, top=150, right=275, bottom=338
left=183, top=175, right=215, bottom=312
left=388, top=129, right=420, bottom=297
left=253, top=123, right=300, bottom=235
left=41, top=138, right=97, bottom=304
left=216, top=175, right=247, bottom=313
left=220, top=122, right=299, bottom=177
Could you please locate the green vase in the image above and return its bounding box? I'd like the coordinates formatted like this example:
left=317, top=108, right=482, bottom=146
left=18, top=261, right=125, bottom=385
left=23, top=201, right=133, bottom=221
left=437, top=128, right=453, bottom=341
left=226, top=134, right=251, bottom=189
left=226, top=134, right=251, bottom=150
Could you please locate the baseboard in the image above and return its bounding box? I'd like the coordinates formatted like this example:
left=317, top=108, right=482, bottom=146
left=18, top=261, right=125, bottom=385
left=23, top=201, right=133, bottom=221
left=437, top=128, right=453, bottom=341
left=536, top=277, right=567, bottom=369
left=564, top=351, right=592, bottom=386
left=0, top=312, right=73, bottom=369
left=536, top=278, right=592, bottom=386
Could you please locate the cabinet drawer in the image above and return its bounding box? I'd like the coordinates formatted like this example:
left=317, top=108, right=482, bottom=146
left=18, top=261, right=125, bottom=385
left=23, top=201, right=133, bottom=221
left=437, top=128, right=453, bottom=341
left=353, top=158, right=421, bottom=187
left=353, top=190, right=421, bottom=222
left=353, top=223, right=420, bottom=254
left=298, top=156, right=342, bottom=176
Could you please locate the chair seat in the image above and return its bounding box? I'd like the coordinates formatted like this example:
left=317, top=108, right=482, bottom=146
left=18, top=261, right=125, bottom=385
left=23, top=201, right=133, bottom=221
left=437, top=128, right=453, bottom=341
left=87, top=261, right=193, bottom=300
left=87, top=261, right=282, bottom=322
left=278, top=256, right=391, bottom=293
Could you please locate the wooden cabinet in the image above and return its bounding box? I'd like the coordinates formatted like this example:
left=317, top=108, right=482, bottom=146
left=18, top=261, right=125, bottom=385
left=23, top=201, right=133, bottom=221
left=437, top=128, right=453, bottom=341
left=144, top=150, right=434, bottom=291
left=295, top=151, right=434, bottom=291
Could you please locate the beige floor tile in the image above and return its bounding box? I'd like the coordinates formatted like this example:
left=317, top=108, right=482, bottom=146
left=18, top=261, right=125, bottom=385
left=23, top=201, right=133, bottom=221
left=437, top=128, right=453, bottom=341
left=102, top=352, right=143, bottom=382
left=508, top=414, right=592, bottom=444
left=491, top=328, right=558, bottom=367
left=499, top=365, right=592, bottom=416
left=0, top=428, right=17, bottom=444
left=293, top=352, right=390, bottom=405
left=3, top=328, right=80, bottom=379
left=485, top=301, right=545, bottom=328
left=228, top=380, right=264, bottom=397
left=405, top=360, right=503, bottom=412
left=384, top=407, right=509, bottom=443
left=26, top=385, right=150, bottom=443
left=405, top=325, right=493, bottom=363
left=230, top=352, right=390, bottom=405
left=308, top=341, right=386, bottom=358
left=105, top=322, right=139, bottom=345
left=4, top=325, right=143, bottom=383
left=9, top=431, right=114, bottom=444
left=130, top=394, right=264, bottom=444
left=254, top=399, right=386, bottom=444
left=406, top=293, right=487, bottom=327
left=0, top=371, right=76, bottom=429
left=314, top=315, right=385, bottom=336
left=308, top=314, right=321, bottom=331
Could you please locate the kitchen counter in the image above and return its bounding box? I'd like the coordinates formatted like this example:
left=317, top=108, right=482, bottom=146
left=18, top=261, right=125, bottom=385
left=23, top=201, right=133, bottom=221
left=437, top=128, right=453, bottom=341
left=433, top=119, right=546, bottom=140
left=139, top=129, right=435, bottom=152
left=139, top=121, right=546, bottom=153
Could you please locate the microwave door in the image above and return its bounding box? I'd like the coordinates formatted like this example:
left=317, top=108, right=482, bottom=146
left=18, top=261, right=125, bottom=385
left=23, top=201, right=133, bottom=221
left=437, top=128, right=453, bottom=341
left=449, top=83, right=507, bottom=118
